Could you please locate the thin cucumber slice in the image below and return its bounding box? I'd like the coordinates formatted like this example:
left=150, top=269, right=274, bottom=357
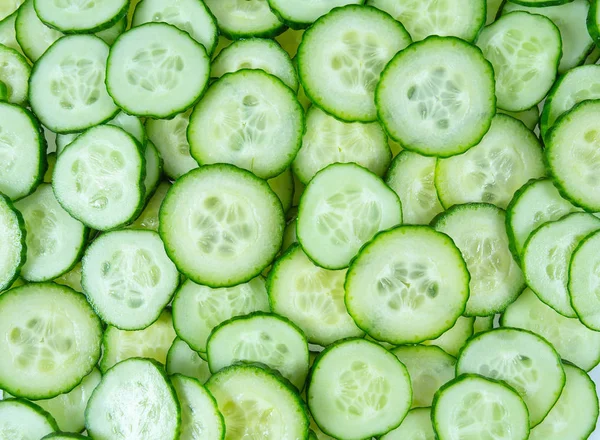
left=297, top=163, right=402, bottom=270
left=15, top=0, right=62, bottom=62
left=107, top=23, right=210, bottom=119
left=522, top=212, right=600, bottom=317
left=569, top=229, right=600, bottom=331
left=267, top=168, right=294, bottom=213
left=15, top=184, right=87, bottom=282
left=33, top=0, right=128, bottom=33
left=204, top=0, right=284, bottom=39
left=504, top=0, right=593, bottom=73
left=498, top=106, right=539, bottom=131
left=541, top=65, right=600, bottom=141
left=298, top=5, right=411, bottom=122
left=385, top=150, right=444, bottom=225
left=132, top=0, right=218, bottom=55
left=308, top=338, right=411, bottom=440
left=146, top=109, right=197, bottom=180
left=143, top=140, right=162, bottom=200
left=345, top=226, right=470, bottom=344
left=292, top=106, right=391, bottom=185
left=211, top=38, right=298, bottom=91
left=53, top=262, right=82, bottom=292
left=85, top=358, right=180, bottom=440
left=391, top=345, right=456, bottom=408
left=456, top=328, right=565, bottom=426
left=506, top=178, right=580, bottom=261
left=381, top=407, right=435, bottom=440
left=82, top=229, right=179, bottom=330
left=432, top=203, right=525, bottom=316
left=367, top=0, right=486, bottom=41
left=501, top=288, right=600, bottom=371
left=0, top=399, right=58, bottom=439
left=0, top=43, right=30, bottom=105
left=99, top=308, right=176, bottom=372
left=0, top=102, right=46, bottom=201
left=129, top=181, right=170, bottom=232
left=188, top=70, right=304, bottom=179
left=52, top=125, right=145, bottom=231
left=435, top=114, right=545, bottom=209
left=267, top=244, right=364, bottom=346
left=0, top=193, right=25, bottom=291
left=159, top=164, right=284, bottom=287
left=0, top=283, right=102, bottom=399
left=206, top=364, right=309, bottom=440
left=546, top=100, right=600, bottom=211
left=474, top=315, right=494, bottom=334
left=377, top=36, right=495, bottom=157
left=0, top=11, right=23, bottom=55
left=476, top=11, right=561, bottom=112
left=529, top=363, right=599, bottom=440
left=206, top=312, right=309, bottom=390
left=171, top=374, right=225, bottom=440
left=166, top=338, right=211, bottom=384
left=172, top=276, right=269, bottom=353
left=0, top=0, right=24, bottom=21
left=423, top=316, right=474, bottom=356
left=432, top=374, right=530, bottom=440
left=29, top=35, right=119, bottom=133
left=269, top=0, right=364, bottom=29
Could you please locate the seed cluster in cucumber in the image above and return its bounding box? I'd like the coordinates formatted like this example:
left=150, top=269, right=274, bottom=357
left=2, top=0, right=600, bottom=439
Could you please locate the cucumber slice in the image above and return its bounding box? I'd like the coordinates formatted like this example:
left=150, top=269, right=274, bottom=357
left=53, top=261, right=82, bottom=293
left=14, top=184, right=87, bottom=282
left=377, top=36, right=495, bottom=157
left=132, top=0, right=218, bottom=55
left=298, top=4, right=411, bottom=122
left=435, top=114, right=545, bottom=209
left=510, top=0, right=574, bottom=5
left=210, top=366, right=309, bottom=440
left=33, top=0, right=128, bottom=33
left=85, top=358, right=180, bottom=440
left=297, top=163, right=402, bottom=270
left=474, top=315, right=494, bottom=334
left=391, top=345, right=456, bottom=408
left=143, top=140, right=162, bottom=201
left=432, top=374, right=530, bottom=440
left=385, top=151, right=443, bottom=225
left=0, top=102, right=46, bottom=201
left=42, top=434, right=87, bottom=440
left=269, top=0, right=363, bottom=29
left=529, top=363, right=599, bottom=440
left=82, top=229, right=179, bottom=330
left=456, top=328, right=566, bottom=426
left=568, top=229, right=600, bottom=331
left=52, top=125, right=145, bottom=231
left=95, top=17, right=126, bottom=45
left=0, top=0, right=23, bottom=21
left=345, top=226, right=470, bottom=344
left=15, top=0, right=62, bottom=62
left=504, top=0, right=593, bottom=74
left=423, top=316, right=474, bottom=357
left=55, top=133, right=77, bottom=156
left=0, top=43, right=30, bottom=106
left=476, top=11, right=561, bottom=112
left=267, top=244, right=364, bottom=346
left=166, top=338, right=211, bottom=384
left=275, top=28, right=304, bottom=57
left=546, top=100, right=600, bottom=211
left=211, top=38, right=298, bottom=91
left=367, top=0, right=486, bottom=41
left=204, top=0, right=285, bottom=39
left=0, top=11, right=22, bottom=56
left=188, top=70, right=304, bottom=179
left=0, top=399, right=58, bottom=439
left=0, top=193, right=25, bottom=291
left=432, top=203, right=525, bottom=316
left=523, top=212, right=600, bottom=317
left=159, top=164, right=284, bottom=287
left=292, top=106, right=391, bottom=185
left=267, top=168, right=294, bottom=213
left=0, top=283, right=102, bottom=399
left=107, top=23, right=210, bottom=119
left=207, top=312, right=309, bottom=390
left=498, top=106, right=539, bottom=131
left=43, top=153, right=56, bottom=183
left=172, top=276, right=269, bottom=353
left=381, top=407, right=435, bottom=440
left=487, top=0, right=505, bottom=24
left=99, top=308, right=176, bottom=372
left=129, top=181, right=170, bottom=232
left=506, top=178, right=580, bottom=261
left=502, top=288, right=600, bottom=371
left=308, top=338, right=411, bottom=440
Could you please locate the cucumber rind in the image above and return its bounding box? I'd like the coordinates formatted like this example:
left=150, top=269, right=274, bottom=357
left=204, top=0, right=286, bottom=39
left=33, top=0, right=129, bottom=33
left=0, top=398, right=59, bottom=438
left=0, top=43, right=30, bottom=105
left=267, top=0, right=365, bottom=29
left=0, top=192, right=26, bottom=292
left=568, top=229, right=600, bottom=331
left=509, top=0, right=574, bottom=5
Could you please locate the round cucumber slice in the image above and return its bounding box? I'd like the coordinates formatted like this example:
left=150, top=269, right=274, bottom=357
left=422, top=316, right=474, bottom=357
left=569, top=229, right=600, bottom=331
left=377, top=36, right=495, bottom=157
left=0, top=399, right=58, bottom=439
left=0, top=43, right=30, bottom=106
left=381, top=407, right=435, bottom=440
left=204, top=0, right=285, bottom=39
left=15, top=0, right=63, bottom=62
left=0, top=283, right=102, bottom=400
left=308, top=338, right=412, bottom=440
left=166, top=338, right=211, bottom=384
left=346, top=225, right=470, bottom=344
left=33, top=0, right=128, bottom=33
left=0, top=193, right=25, bottom=292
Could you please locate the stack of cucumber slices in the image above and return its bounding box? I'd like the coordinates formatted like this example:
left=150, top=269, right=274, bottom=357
left=2, top=0, right=600, bottom=439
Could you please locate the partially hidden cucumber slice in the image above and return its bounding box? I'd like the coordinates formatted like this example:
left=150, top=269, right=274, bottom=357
left=0, top=11, right=23, bottom=55
left=85, top=358, right=180, bottom=440
left=42, top=434, right=87, bottom=440
left=129, top=181, right=170, bottom=232
left=267, top=168, right=294, bottom=213
left=33, top=0, right=128, bottom=33
left=15, top=0, right=62, bottom=62
left=0, top=43, right=30, bottom=106
left=268, top=0, right=364, bottom=29
left=422, top=316, right=474, bottom=357
left=498, top=106, right=539, bottom=131
left=0, top=193, right=25, bottom=292
left=0, top=399, right=58, bottom=439
left=204, top=0, right=285, bottom=39
left=377, top=36, right=495, bottom=157
left=166, top=338, right=211, bottom=384
left=380, top=407, right=435, bottom=440
left=569, top=229, right=600, bottom=331
left=0, top=0, right=23, bottom=22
